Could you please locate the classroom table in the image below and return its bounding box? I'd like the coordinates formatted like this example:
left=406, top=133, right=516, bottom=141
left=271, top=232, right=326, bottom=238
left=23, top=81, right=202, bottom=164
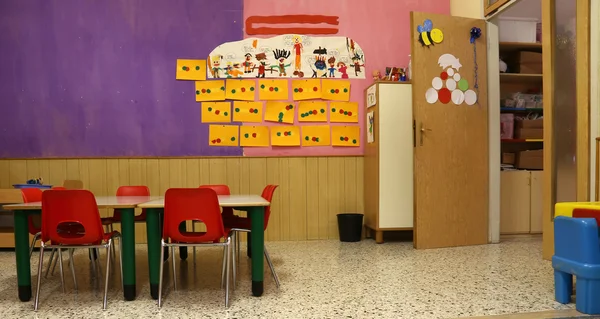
left=3, top=195, right=161, bottom=302
left=137, top=195, right=270, bottom=299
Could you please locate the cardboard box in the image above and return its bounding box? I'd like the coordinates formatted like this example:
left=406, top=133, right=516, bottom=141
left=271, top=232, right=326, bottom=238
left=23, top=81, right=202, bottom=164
left=500, top=114, right=514, bottom=139
left=517, top=51, right=542, bottom=74
left=515, top=128, right=543, bottom=139
left=502, top=153, right=516, bottom=165
left=515, top=118, right=543, bottom=129
left=516, top=149, right=543, bottom=170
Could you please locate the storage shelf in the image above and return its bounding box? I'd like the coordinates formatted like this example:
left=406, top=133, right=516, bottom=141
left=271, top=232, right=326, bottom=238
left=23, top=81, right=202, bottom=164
left=499, top=42, right=543, bottom=52
left=502, top=139, right=543, bottom=143
left=500, top=107, right=543, bottom=113
left=500, top=73, right=543, bottom=83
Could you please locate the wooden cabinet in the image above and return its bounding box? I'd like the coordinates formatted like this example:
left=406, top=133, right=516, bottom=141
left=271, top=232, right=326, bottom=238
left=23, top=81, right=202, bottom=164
left=500, top=170, right=543, bottom=234
left=363, top=82, right=413, bottom=244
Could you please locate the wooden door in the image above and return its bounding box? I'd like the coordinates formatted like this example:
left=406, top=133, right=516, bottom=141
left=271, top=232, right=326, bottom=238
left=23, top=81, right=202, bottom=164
left=410, top=12, right=489, bottom=249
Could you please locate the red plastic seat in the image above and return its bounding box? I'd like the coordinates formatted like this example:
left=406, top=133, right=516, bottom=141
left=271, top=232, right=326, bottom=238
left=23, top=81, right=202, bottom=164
left=194, top=185, right=236, bottom=262
left=158, top=188, right=233, bottom=308
left=33, top=190, right=122, bottom=311
left=101, top=186, right=150, bottom=231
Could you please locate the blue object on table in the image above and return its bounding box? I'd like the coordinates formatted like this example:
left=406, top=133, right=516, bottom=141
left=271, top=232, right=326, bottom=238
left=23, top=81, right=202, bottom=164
left=12, top=184, right=52, bottom=189
left=553, top=216, right=600, bottom=314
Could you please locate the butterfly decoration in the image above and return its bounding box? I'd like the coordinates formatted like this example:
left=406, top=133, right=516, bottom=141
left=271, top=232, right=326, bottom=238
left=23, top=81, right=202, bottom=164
left=417, top=19, right=444, bottom=46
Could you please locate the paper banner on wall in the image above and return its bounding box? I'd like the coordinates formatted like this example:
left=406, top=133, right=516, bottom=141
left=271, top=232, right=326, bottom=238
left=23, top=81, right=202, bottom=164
left=367, top=111, right=375, bottom=143
left=292, top=79, right=321, bottom=100
left=321, top=79, right=351, bottom=101
left=298, top=101, right=327, bottom=122
left=426, top=53, right=477, bottom=106
left=367, top=85, right=377, bottom=108
left=270, top=126, right=300, bottom=146
left=331, top=126, right=360, bottom=146
left=176, top=59, right=207, bottom=81
left=264, top=101, right=295, bottom=124
left=240, top=125, right=269, bottom=147
left=207, top=35, right=366, bottom=79
left=195, top=80, right=226, bottom=102
left=330, top=102, right=358, bottom=123
left=233, top=101, right=263, bottom=122
left=225, top=79, right=256, bottom=101
left=209, top=125, right=239, bottom=146
left=258, top=79, right=289, bottom=100
left=302, top=125, right=331, bottom=146
left=201, top=102, right=231, bottom=123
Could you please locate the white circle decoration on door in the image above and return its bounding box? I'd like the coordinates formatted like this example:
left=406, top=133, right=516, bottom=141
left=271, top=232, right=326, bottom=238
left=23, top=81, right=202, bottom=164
left=451, top=90, right=465, bottom=105
left=464, top=90, right=477, bottom=106
left=447, top=68, right=455, bottom=76
left=446, top=79, right=457, bottom=91
left=425, top=88, right=438, bottom=104
left=432, top=77, right=443, bottom=90
left=453, top=73, right=461, bottom=81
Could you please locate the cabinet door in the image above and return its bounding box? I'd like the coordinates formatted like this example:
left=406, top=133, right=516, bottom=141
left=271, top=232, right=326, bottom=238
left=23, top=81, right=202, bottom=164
left=500, top=171, right=531, bottom=234
left=530, top=171, right=543, bottom=233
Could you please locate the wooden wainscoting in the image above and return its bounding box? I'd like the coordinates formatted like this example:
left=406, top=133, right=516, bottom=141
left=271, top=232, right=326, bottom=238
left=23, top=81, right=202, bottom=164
left=0, top=157, right=364, bottom=243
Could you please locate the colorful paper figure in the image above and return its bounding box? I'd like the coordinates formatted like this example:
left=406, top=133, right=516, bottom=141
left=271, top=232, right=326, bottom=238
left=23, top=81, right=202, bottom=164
left=195, top=80, right=226, bottom=102
left=264, top=101, right=295, bottom=124
left=331, top=126, right=360, bottom=146
left=329, top=102, right=358, bottom=123
left=302, top=125, right=331, bottom=146
left=201, top=102, right=231, bottom=123
left=232, top=101, right=263, bottom=122
left=176, top=59, right=207, bottom=80
left=258, top=79, right=289, bottom=100
left=416, top=19, right=444, bottom=46
left=292, top=79, right=322, bottom=100
left=270, top=126, right=300, bottom=146
left=298, top=101, right=328, bottom=122
left=209, top=125, right=239, bottom=146
left=321, top=79, right=350, bottom=101
left=240, top=125, right=269, bottom=147
left=225, top=79, right=256, bottom=101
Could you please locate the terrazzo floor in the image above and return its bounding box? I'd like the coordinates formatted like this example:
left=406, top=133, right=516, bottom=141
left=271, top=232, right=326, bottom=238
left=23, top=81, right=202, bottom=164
left=0, top=236, right=577, bottom=319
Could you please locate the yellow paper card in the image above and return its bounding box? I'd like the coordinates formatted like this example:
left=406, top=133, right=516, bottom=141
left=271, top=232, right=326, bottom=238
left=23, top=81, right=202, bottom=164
left=329, top=102, right=359, bottom=123
left=225, top=79, right=256, bottom=101
left=176, top=59, right=207, bottom=80
left=298, top=101, right=328, bottom=122
left=292, top=79, right=322, bottom=100
left=232, top=101, right=263, bottom=123
left=321, top=79, right=351, bottom=101
left=240, top=126, right=269, bottom=147
left=209, top=125, right=239, bottom=146
left=258, top=79, right=289, bottom=100
left=331, top=126, right=360, bottom=146
left=270, top=126, right=300, bottom=146
left=302, top=125, right=331, bottom=146
left=201, top=102, right=231, bottom=123
left=195, top=80, right=226, bottom=101
left=264, top=101, right=295, bottom=124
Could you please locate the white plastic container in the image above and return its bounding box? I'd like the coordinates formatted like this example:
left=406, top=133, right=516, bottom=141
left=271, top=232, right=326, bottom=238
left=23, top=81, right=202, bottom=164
left=499, top=17, right=539, bottom=43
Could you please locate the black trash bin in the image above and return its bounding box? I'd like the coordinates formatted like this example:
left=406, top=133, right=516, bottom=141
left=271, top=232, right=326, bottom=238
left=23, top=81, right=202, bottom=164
left=337, top=213, right=363, bottom=242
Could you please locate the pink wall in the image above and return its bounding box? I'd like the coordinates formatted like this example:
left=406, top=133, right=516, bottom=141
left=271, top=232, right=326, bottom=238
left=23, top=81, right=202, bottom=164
left=242, top=0, right=450, bottom=156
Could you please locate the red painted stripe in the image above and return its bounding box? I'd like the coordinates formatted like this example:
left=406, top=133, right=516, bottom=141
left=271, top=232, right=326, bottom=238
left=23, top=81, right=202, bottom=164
left=246, top=15, right=339, bottom=35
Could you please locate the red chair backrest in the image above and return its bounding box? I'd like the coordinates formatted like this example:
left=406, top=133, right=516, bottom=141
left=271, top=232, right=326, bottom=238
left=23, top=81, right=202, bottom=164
left=261, top=185, right=278, bottom=230
left=41, top=190, right=104, bottom=245
left=164, top=188, right=226, bottom=243
left=199, top=184, right=233, bottom=217
left=114, top=185, right=150, bottom=218
left=573, top=208, right=600, bottom=227
left=21, top=188, right=43, bottom=235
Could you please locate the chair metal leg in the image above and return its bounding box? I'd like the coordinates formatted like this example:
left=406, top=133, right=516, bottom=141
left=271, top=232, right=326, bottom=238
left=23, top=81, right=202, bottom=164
left=58, top=248, right=66, bottom=293
left=29, top=232, right=40, bottom=258
left=192, top=222, right=196, bottom=265
left=103, top=240, right=112, bottom=310
left=225, top=240, right=231, bottom=308
left=45, top=249, right=55, bottom=278
left=95, top=248, right=103, bottom=283
left=51, top=249, right=59, bottom=276
left=236, top=232, right=240, bottom=264
left=69, top=248, right=78, bottom=292
left=231, top=233, right=236, bottom=290
left=90, top=248, right=97, bottom=280
left=33, top=245, right=45, bottom=311
left=171, top=246, right=177, bottom=291
left=158, top=240, right=165, bottom=308
left=264, top=246, right=280, bottom=288
left=220, top=245, right=226, bottom=289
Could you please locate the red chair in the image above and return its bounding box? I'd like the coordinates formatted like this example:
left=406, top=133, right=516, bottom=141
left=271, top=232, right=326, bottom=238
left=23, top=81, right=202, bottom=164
left=195, top=185, right=235, bottom=262
left=229, top=185, right=279, bottom=288
left=101, top=186, right=151, bottom=232
left=158, top=188, right=233, bottom=308
left=33, top=190, right=122, bottom=311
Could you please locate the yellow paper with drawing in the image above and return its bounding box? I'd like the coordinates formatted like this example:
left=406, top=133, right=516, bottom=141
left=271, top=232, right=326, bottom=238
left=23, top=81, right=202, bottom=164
left=232, top=101, right=263, bottom=122
left=264, top=101, right=295, bottom=124
left=329, top=102, right=358, bottom=123
left=176, top=59, right=207, bottom=80
left=209, top=125, right=239, bottom=146
left=292, top=79, right=321, bottom=100
left=225, top=79, right=256, bottom=101
left=240, top=126, right=269, bottom=147
left=258, top=79, right=289, bottom=100
left=302, top=125, right=331, bottom=146
left=201, top=102, right=231, bottom=123
left=195, top=80, right=226, bottom=101
left=270, top=126, right=300, bottom=146
left=298, top=101, right=328, bottom=122
left=331, top=126, right=360, bottom=146
left=321, top=79, right=351, bottom=101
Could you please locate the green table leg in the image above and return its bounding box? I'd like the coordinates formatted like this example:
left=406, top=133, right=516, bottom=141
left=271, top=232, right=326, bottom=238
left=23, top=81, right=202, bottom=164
left=248, top=207, right=265, bottom=297
left=120, top=208, right=136, bottom=300
left=146, top=208, right=162, bottom=300
left=14, top=210, right=34, bottom=302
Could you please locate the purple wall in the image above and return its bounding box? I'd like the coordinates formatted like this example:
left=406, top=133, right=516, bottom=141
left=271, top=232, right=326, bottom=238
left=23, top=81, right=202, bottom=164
left=0, top=0, right=244, bottom=157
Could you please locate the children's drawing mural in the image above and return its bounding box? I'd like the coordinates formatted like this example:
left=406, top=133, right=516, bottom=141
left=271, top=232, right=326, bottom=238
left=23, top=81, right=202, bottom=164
left=207, top=35, right=366, bottom=79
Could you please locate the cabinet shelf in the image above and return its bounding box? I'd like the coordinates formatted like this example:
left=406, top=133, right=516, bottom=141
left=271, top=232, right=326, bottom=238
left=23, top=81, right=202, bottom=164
left=500, top=107, right=543, bottom=113
left=499, top=42, right=543, bottom=52
left=502, top=139, right=543, bottom=143
left=500, top=73, right=543, bottom=83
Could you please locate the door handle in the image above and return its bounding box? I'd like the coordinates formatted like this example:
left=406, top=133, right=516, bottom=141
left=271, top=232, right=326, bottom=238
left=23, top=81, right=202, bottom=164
left=419, top=123, right=432, bottom=146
